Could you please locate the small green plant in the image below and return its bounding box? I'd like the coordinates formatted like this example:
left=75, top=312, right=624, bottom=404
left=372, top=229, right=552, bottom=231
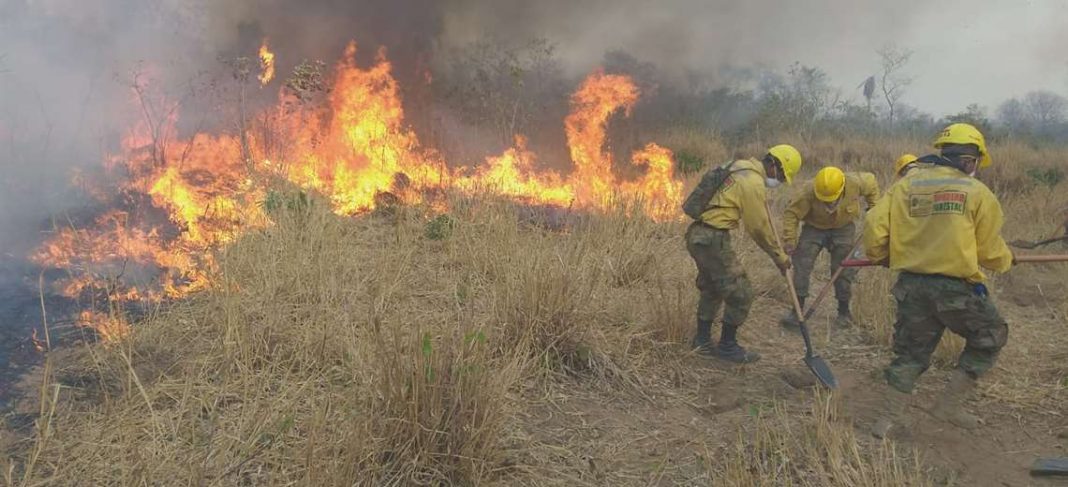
left=674, top=150, right=705, bottom=175
left=464, top=330, right=487, bottom=346
left=424, top=214, right=455, bottom=240
left=261, top=189, right=310, bottom=215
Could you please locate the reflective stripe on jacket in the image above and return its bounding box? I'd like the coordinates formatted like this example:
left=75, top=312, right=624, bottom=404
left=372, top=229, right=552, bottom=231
left=863, top=165, right=1012, bottom=283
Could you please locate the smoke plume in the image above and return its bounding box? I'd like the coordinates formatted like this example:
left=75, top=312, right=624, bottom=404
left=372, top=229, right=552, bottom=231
left=2, top=0, right=1065, bottom=249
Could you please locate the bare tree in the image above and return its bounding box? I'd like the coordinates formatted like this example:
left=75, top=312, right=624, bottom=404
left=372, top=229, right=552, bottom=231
left=998, top=91, right=1068, bottom=136
left=437, top=38, right=566, bottom=147
left=1023, top=90, right=1068, bottom=127
left=876, top=44, right=913, bottom=127
left=996, top=98, right=1029, bottom=133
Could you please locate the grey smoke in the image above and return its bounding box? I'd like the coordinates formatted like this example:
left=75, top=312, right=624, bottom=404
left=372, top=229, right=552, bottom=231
left=1, top=0, right=1066, bottom=250
left=0, top=0, right=443, bottom=251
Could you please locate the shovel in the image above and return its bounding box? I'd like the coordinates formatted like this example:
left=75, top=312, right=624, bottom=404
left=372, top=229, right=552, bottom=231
left=841, top=254, right=1068, bottom=267
left=766, top=202, right=838, bottom=389
left=1031, top=457, right=1068, bottom=477
left=1009, top=235, right=1068, bottom=249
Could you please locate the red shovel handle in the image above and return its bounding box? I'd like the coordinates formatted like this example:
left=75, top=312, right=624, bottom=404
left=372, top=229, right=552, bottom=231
left=841, top=258, right=876, bottom=267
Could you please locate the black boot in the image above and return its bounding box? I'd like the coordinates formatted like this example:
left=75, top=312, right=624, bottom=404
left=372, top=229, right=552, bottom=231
left=691, top=319, right=715, bottom=355
left=836, top=299, right=854, bottom=328
left=714, top=324, right=761, bottom=364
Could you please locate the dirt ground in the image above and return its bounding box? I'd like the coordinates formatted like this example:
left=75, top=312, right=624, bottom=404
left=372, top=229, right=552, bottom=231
left=509, top=265, right=1068, bottom=486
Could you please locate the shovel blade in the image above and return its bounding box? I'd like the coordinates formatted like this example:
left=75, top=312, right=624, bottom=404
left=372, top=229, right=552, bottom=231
left=804, top=355, right=838, bottom=389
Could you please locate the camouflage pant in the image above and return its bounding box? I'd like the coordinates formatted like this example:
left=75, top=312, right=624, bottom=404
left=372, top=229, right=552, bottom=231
left=885, top=273, right=1009, bottom=393
left=685, top=222, right=754, bottom=328
left=792, top=223, right=857, bottom=303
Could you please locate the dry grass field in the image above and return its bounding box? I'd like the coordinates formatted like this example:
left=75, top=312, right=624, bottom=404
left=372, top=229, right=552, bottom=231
left=3, top=133, right=1068, bottom=486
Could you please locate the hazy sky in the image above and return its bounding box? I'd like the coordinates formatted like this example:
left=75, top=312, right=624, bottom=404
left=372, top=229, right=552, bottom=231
left=442, top=0, right=1068, bottom=116
left=802, top=0, right=1068, bottom=115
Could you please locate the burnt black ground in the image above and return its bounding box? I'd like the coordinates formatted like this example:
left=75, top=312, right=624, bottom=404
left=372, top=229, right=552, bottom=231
left=0, top=254, right=70, bottom=410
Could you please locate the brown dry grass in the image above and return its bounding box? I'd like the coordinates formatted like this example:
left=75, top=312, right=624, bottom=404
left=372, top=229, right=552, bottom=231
left=5, top=133, right=1068, bottom=485
left=717, top=392, right=930, bottom=486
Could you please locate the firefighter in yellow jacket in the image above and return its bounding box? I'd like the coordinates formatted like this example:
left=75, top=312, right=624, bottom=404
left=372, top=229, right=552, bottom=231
left=863, top=123, right=1013, bottom=437
left=780, top=167, right=880, bottom=329
left=686, top=145, right=800, bottom=363
left=894, top=153, right=920, bottom=178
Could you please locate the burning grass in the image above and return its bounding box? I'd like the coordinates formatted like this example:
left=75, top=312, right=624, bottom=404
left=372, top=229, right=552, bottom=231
left=31, top=43, right=683, bottom=344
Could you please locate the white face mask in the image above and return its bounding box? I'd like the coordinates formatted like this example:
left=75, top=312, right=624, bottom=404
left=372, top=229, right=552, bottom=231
left=765, top=178, right=782, bottom=189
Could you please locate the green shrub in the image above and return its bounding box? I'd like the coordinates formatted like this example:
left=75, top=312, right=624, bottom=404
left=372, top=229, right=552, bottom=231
left=424, top=214, right=455, bottom=240
left=674, top=150, right=705, bottom=175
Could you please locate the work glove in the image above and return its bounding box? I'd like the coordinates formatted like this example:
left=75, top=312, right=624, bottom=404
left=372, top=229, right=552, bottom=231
left=775, top=256, right=792, bottom=275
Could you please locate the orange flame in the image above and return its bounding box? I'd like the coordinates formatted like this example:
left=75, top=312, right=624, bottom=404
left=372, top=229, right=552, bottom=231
left=78, top=311, right=131, bottom=343
left=565, top=72, right=639, bottom=209
left=624, top=143, right=683, bottom=218
left=31, top=329, right=46, bottom=353
left=33, top=42, right=684, bottom=341
left=455, top=135, right=573, bottom=207
left=258, top=39, right=275, bottom=86
left=287, top=43, right=444, bottom=214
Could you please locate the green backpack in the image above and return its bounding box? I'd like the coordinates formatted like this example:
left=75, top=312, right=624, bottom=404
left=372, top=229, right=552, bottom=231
left=681, top=161, right=758, bottom=220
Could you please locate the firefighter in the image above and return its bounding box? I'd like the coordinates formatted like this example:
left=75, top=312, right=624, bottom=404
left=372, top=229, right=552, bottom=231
left=864, top=123, right=1013, bottom=437
left=686, top=145, right=801, bottom=363
left=894, top=153, right=920, bottom=178
left=780, top=166, right=880, bottom=329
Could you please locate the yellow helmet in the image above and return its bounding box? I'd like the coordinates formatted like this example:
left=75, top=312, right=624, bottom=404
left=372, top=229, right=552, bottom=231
left=813, top=167, right=846, bottom=202
left=933, top=123, right=991, bottom=168
left=894, top=153, right=918, bottom=176
left=767, top=144, right=802, bottom=184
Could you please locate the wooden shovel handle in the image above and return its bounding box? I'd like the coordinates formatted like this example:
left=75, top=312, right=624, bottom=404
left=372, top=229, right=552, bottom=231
left=764, top=201, right=805, bottom=319
left=1016, top=254, right=1068, bottom=263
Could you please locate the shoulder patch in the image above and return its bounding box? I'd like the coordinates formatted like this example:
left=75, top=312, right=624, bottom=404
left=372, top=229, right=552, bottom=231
left=909, top=190, right=967, bottom=217
left=722, top=175, right=736, bottom=189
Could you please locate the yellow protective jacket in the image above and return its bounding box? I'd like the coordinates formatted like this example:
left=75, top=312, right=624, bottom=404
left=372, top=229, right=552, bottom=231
left=698, top=158, right=788, bottom=265
left=863, top=165, right=1013, bottom=283
left=783, top=172, right=880, bottom=246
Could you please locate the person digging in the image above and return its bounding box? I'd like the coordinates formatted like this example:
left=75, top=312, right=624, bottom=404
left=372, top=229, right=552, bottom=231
left=780, top=166, right=880, bottom=330
left=683, top=145, right=801, bottom=363
left=863, top=123, right=1013, bottom=438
